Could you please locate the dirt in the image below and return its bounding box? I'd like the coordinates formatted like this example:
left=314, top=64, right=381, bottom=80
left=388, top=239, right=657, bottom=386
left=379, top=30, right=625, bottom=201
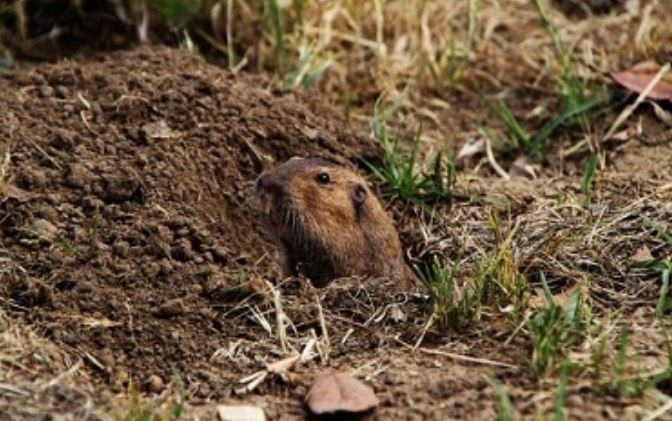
left=0, top=46, right=379, bottom=408
left=1, top=46, right=672, bottom=420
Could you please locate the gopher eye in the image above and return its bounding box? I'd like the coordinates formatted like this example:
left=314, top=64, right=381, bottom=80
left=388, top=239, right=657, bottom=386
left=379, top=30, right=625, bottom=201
left=315, top=173, right=330, bottom=184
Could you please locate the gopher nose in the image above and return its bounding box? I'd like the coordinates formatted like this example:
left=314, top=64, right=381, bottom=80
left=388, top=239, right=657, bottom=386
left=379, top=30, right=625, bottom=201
left=255, top=173, right=283, bottom=198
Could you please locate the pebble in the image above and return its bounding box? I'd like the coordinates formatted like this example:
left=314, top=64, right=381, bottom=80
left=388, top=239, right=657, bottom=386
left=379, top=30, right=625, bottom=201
left=31, top=218, right=58, bottom=241
left=146, top=374, right=164, bottom=393
left=156, top=298, right=185, bottom=318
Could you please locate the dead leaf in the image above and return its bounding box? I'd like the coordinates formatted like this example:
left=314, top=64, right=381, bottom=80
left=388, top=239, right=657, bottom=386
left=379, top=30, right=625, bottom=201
left=611, top=61, right=672, bottom=101
left=649, top=101, right=672, bottom=128
left=529, top=283, right=579, bottom=309
left=305, top=371, right=379, bottom=415
left=456, top=137, right=484, bottom=160
left=631, top=245, right=654, bottom=263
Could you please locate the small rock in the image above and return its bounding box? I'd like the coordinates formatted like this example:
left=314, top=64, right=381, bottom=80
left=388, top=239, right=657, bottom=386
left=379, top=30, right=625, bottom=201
left=54, top=85, right=69, bottom=98
left=388, top=304, right=407, bottom=323
left=631, top=245, right=653, bottom=263
left=217, top=405, right=266, bottom=421
left=66, top=163, right=92, bottom=188
left=31, top=219, right=58, bottom=241
left=113, top=370, right=130, bottom=391
left=142, top=119, right=177, bottom=140
left=39, top=85, right=54, bottom=97
left=112, top=240, right=130, bottom=257
left=134, top=153, right=149, bottom=167
left=156, top=298, right=185, bottom=318
left=145, top=374, right=164, bottom=393
left=172, top=237, right=194, bottom=261
left=102, top=175, right=145, bottom=203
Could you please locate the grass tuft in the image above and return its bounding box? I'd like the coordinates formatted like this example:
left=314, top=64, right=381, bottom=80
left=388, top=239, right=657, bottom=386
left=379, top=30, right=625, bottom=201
left=486, top=375, right=515, bottom=421
left=362, top=90, right=455, bottom=207
left=527, top=273, right=589, bottom=376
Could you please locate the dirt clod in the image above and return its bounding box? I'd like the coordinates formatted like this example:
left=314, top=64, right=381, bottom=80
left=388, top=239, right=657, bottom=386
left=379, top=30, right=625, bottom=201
left=156, top=298, right=186, bottom=319
left=145, top=374, right=164, bottom=393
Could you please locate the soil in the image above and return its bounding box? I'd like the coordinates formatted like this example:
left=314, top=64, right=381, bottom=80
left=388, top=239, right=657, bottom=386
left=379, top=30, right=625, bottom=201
left=0, top=46, right=381, bottom=415
left=1, top=46, right=672, bottom=420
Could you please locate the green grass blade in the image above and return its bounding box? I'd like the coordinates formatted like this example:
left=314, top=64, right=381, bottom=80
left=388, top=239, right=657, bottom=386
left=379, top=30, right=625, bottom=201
left=553, top=360, right=569, bottom=421
left=582, top=154, right=597, bottom=210
left=486, top=376, right=515, bottom=421
left=655, top=266, right=671, bottom=319
left=532, top=97, right=606, bottom=155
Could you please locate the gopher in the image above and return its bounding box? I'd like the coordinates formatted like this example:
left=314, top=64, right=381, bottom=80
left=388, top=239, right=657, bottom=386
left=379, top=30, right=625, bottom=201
left=254, top=157, right=415, bottom=287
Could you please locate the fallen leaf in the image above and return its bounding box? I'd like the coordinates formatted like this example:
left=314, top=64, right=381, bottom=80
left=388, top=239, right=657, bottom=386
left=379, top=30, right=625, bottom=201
left=529, top=283, right=579, bottom=309
left=611, top=61, right=672, bottom=101
left=456, top=137, right=485, bottom=160
left=217, top=405, right=266, bottom=421
left=649, top=101, right=672, bottom=128
left=305, top=371, right=379, bottom=415
left=631, top=245, right=654, bottom=263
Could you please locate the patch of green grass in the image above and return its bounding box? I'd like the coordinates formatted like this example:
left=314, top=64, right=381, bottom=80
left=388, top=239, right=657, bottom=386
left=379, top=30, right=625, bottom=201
left=432, top=0, right=478, bottom=88
left=603, top=327, right=672, bottom=398
left=265, top=0, right=286, bottom=70
left=553, top=360, right=570, bottom=421
left=120, top=372, right=185, bottom=421
left=361, top=90, right=455, bottom=207
left=486, top=375, right=515, bottom=421
left=417, top=255, right=467, bottom=330
left=582, top=153, right=597, bottom=210
left=636, top=219, right=672, bottom=317
left=418, top=217, right=528, bottom=330
left=53, top=236, right=78, bottom=257
left=151, top=0, right=201, bottom=28
left=284, top=47, right=331, bottom=90
left=527, top=273, right=589, bottom=376
left=656, top=266, right=671, bottom=318
left=482, top=0, right=612, bottom=159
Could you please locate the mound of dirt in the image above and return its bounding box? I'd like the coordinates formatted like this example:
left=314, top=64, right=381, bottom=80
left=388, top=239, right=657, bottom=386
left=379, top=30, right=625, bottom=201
left=0, top=47, right=379, bottom=395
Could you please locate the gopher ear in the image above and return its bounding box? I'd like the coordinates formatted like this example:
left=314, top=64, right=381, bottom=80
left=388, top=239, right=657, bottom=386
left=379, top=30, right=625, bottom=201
left=352, top=184, right=367, bottom=220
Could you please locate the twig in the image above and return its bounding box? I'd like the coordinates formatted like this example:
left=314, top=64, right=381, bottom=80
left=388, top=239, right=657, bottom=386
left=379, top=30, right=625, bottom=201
left=315, top=294, right=330, bottom=363
left=268, top=281, right=289, bottom=354
left=484, top=135, right=511, bottom=180
left=417, top=347, right=518, bottom=369
left=38, top=360, right=83, bottom=391
left=413, top=311, right=435, bottom=350
left=236, top=354, right=301, bottom=394
left=643, top=398, right=672, bottom=421
left=397, top=338, right=517, bottom=369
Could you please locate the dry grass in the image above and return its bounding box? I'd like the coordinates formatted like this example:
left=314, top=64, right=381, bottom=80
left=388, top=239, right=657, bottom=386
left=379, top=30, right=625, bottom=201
left=0, top=308, right=101, bottom=419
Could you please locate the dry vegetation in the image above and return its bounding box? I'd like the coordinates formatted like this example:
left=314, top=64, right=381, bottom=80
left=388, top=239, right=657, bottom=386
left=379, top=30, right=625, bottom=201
left=2, top=0, right=672, bottom=419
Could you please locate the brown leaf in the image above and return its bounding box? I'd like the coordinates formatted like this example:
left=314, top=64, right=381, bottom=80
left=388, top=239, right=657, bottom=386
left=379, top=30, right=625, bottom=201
left=305, top=371, right=379, bottom=415
left=529, top=283, right=579, bottom=309
left=611, top=61, right=672, bottom=101
left=631, top=245, right=654, bottom=263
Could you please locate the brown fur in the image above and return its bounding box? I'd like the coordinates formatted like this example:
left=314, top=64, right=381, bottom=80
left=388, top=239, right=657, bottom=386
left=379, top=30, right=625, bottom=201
left=254, top=157, right=415, bottom=287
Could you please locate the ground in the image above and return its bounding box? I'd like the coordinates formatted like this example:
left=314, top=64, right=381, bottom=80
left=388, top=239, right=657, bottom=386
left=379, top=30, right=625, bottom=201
left=1, top=1, right=672, bottom=420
